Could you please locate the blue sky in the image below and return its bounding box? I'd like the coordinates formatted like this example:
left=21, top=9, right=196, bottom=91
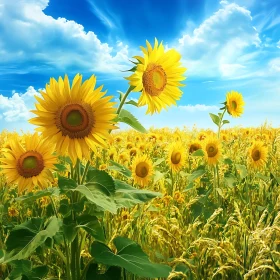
left=0, top=0, right=279, bottom=132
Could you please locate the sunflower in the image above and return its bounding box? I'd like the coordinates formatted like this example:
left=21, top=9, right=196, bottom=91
left=0, top=133, right=56, bottom=194
left=203, top=137, right=222, bottom=165
left=131, top=154, right=153, bottom=187
left=226, top=91, right=245, bottom=117
left=126, top=38, right=187, bottom=114
left=188, top=141, right=202, bottom=155
left=248, top=141, right=268, bottom=169
left=166, top=142, right=186, bottom=173
left=29, top=74, right=117, bottom=164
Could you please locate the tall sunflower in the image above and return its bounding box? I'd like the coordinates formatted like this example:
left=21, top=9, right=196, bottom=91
left=126, top=38, right=187, bottom=114
left=226, top=91, right=245, bottom=117
left=248, top=141, right=268, bottom=170
left=166, top=142, right=186, bottom=173
left=29, top=74, right=117, bottom=164
left=203, top=137, right=222, bottom=166
left=131, top=155, right=153, bottom=187
left=0, top=133, right=56, bottom=194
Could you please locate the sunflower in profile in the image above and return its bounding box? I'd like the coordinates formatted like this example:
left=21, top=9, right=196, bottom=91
left=188, top=141, right=202, bottom=155
left=226, top=91, right=245, bottom=117
left=248, top=141, right=268, bottom=169
left=29, top=74, right=117, bottom=164
left=126, top=38, right=187, bottom=114
left=203, top=137, right=222, bottom=165
left=166, top=142, right=186, bottom=173
left=131, top=155, right=153, bottom=187
left=0, top=133, right=56, bottom=194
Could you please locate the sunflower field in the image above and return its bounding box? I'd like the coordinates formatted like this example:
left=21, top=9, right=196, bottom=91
left=0, top=39, right=279, bottom=280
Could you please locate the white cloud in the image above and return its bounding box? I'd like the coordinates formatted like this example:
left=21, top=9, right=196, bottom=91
left=177, top=2, right=261, bottom=79
left=0, top=86, right=38, bottom=122
left=269, top=58, right=280, bottom=72
left=0, top=0, right=131, bottom=74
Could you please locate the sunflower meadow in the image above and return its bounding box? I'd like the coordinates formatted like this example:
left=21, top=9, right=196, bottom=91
left=0, top=39, right=279, bottom=280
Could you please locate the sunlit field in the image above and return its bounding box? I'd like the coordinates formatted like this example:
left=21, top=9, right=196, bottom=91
left=0, top=39, right=279, bottom=280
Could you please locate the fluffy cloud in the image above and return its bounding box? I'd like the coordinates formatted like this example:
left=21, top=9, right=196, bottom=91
left=0, top=86, right=38, bottom=122
left=177, top=1, right=261, bottom=79
left=0, top=0, right=130, bottom=74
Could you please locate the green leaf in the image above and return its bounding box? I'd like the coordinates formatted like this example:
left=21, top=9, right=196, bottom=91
left=91, top=236, right=172, bottom=278
left=86, top=170, right=115, bottom=194
left=209, top=113, right=220, bottom=126
left=54, top=163, right=68, bottom=172
left=188, top=166, right=206, bottom=183
left=256, top=173, right=270, bottom=181
left=222, top=119, right=230, bottom=125
left=117, top=109, right=147, bottom=133
left=73, top=184, right=117, bottom=214
left=117, top=91, right=124, bottom=102
left=224, top=158, right=233, bottom=165
left=6, top=260, right=32, bottom=280
left=86, top=263, right=121, bottom=280
left=125, top=100, right=138, bottom=107
left=15, top=188, right=59, bottom=204
left=62, top=223, right=78, bottom=244
left=114, top=180, right=161, bottom=209
left=77, top=214, right=105, bottom=242
left=153, top=158, right=165, bottom=166
left=58, top=176, right=77, bottom=192
left=107, top=160, right=132, bottom=177
left=235, top=164, right=247, bottom=179
left=191, top=149, right=204, bottom=157
left=153, top=170, right=165, bottom=184
left=224, top=172, right=237, bottom=188
left=3, top=217, right=62, bottom=263
left=184, top=182, right=194, bottom=192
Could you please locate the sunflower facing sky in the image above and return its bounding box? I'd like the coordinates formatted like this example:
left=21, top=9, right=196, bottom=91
left=131, top=154, right=153, bottom=187
left=203, top=137, right=222, bottom=166
left=29, top=74, right=117, bottom=164
left=226, top=91, right=245, bottom=118
left=248, top=141, right=268, bottom=170
left=0, top=133, right=56, bottom=194
left=126, top=38, right=187, bottom=115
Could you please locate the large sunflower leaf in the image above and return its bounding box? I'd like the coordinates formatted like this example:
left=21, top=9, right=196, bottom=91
left=117, top=109, right=147, bottom=133
left=2, top=217, right=61, bottom=264
left=86, top=263, right=121, bottom=280
left=107, top=160, right=132, bottom=177
left=114, top=180, right=161, bottom=209
left=86, top=170, right=115, bottom=194
left=73, top=184, right=117, bottom=214
left=90, top=236, right=172, bottom=278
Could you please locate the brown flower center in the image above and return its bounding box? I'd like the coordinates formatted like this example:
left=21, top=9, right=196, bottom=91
left=207, top=145, right=218, bottom=157
left=171, top=151, right=181, bottom=164
left=136, top=162, right=149, bottom=178
left=142, top=64, right=167, bottom=96
left=17, top=151, right=44, bottom=178
left=56, top=103, right=94, bottom=139
left=252, top=149, right=261, bottom=161
left=189, top=144, right=200, bottom=154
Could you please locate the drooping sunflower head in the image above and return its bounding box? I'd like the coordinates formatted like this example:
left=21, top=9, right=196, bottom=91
left=29, top=74, right=117, bottom=164
left=0, top=133, right=57, bottom=194
left=131, top=154, right=153, bottom=187
left=166, top=142, right=186, bottom=173
left=126, top=38, right=187, bottom=115
left=248, top=141, right=268, bottom=170
left=203, top=137, right=222, bottom=166
left=226, top=91, right=245, bottom=117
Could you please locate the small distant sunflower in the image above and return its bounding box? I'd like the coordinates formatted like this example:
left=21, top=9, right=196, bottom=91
left=129, top=147, right=138, bottom=157
left=248, top=141, right=268, bottom=169
left=188, top=141, right=202, bottom=155
left=167, top=142, right=186, bottom=173
left=131, top=155, right=153, bottom=187
left=0, top=133, right=56, bottom=194
left=29, top=74, right=117, bottom=164
left=226, top=91, right=245, bottom=117
left=203, top=137, right=222, bottom=165
left=126, top=38, right=187, bottom=114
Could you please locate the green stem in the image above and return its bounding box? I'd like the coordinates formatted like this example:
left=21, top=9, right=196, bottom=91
left=81, top=159, right=91, bottom=185
left=50, top=197, right=71, bottom=280
left=116, top=85, right=134, bottom=115
left=76, top=159, right=81, bottom=185
left=218, top=108, right=227, bottom=139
